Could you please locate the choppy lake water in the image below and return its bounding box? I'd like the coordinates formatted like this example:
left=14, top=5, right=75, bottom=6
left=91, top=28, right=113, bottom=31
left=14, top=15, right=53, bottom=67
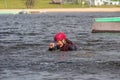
left=0, top=12, right=120, bottom=80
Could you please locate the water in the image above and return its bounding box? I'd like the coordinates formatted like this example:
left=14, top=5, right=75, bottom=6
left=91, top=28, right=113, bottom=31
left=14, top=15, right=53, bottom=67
left=0, top=12, right=120, bottom=80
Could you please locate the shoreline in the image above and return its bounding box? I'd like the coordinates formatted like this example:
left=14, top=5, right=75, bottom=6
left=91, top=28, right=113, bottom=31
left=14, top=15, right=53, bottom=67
left=0, top=8, right=120, bottom=13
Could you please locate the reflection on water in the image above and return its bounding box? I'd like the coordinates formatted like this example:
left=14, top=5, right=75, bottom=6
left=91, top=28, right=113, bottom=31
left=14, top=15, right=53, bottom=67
left=0, top=12, right=120, bottom=80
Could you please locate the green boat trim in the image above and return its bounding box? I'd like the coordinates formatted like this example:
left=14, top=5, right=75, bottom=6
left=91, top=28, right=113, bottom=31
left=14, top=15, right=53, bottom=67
left=95, top=17, right=120, bottom=22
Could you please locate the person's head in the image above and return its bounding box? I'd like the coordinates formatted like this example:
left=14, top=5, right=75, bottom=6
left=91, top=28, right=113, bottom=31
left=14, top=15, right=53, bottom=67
left=54, top=32, right=67, bottom=47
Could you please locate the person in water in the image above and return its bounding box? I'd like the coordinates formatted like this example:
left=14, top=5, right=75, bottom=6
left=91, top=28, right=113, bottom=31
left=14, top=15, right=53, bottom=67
left=48, top=32, right=77, bottom=51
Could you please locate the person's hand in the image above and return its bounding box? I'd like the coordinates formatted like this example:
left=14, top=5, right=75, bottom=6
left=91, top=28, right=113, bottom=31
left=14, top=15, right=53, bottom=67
left=49, top=43, right=55, bottom=48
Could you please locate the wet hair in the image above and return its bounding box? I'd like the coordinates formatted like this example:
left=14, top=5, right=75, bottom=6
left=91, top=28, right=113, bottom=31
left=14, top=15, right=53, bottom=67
left=65, top=39, right=73, bottom=44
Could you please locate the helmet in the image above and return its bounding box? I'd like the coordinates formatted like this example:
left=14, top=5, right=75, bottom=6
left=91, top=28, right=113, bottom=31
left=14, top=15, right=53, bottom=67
left=54, top=32, right=66, bottom=42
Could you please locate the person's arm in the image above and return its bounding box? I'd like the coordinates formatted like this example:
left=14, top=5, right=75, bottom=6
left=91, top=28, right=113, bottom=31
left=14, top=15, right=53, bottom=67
left=48, top=43, right=59, bottom=51
left=69, top=44, right=77, bottom=51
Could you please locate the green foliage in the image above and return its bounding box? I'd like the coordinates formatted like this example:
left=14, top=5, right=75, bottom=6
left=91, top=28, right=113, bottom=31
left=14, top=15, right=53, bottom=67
left=111, top=0, right=119, bottom=1
left=0, top=0, right=26, bottom=9
left=0, top=0, right=119, bottom=9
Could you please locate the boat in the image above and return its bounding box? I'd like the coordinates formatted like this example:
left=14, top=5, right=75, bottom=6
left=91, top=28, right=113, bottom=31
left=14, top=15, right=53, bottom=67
left=92, top=17, right=120, bottom=33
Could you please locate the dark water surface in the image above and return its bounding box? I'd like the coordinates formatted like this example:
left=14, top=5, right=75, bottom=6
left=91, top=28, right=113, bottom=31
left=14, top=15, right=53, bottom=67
left=0, top=12, right=120, bottom=80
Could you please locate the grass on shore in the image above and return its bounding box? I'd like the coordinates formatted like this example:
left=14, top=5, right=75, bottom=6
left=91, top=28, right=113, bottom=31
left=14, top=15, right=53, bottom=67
left=0, top=0, right=120, bottom=9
